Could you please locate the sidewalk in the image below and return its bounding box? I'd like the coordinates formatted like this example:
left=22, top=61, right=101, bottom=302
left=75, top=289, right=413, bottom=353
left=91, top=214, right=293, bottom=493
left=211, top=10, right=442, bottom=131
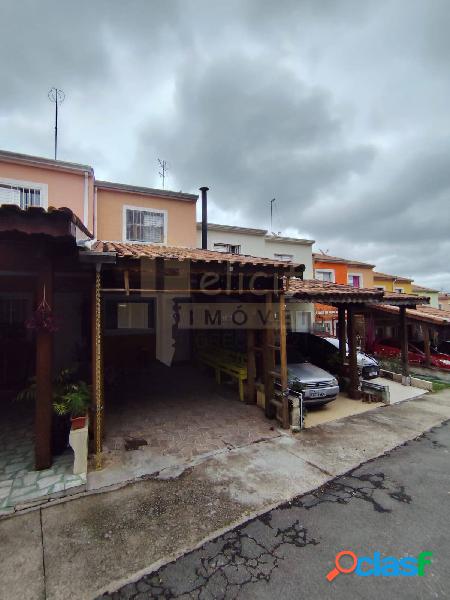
left=1, top=390, right=450, bottom=600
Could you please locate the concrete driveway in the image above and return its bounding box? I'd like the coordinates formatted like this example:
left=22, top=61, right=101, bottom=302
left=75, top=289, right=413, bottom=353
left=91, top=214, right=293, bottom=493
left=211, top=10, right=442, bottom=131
left=1, top=389, right=449, bottom=600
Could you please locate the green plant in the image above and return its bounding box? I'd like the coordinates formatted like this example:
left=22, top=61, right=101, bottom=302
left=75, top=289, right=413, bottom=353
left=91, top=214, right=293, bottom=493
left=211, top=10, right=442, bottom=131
left=53, top=380, right=91, bottom=417
left=17, top=367, right=91, bottom=417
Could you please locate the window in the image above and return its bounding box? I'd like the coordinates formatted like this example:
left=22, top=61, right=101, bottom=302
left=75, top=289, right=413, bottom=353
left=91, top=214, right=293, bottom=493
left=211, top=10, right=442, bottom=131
left=315, top=269, right=335, bottom=282
left=375, top=286, right=385, bottom=291
left=0, top=178, right=47, bottom=209
left=124, top=206, right=166, bottom=243
left=213, top=243, right=241, bottom=254
left=105, top=299, right=155, bottom=331
left=348, top=273, right=363, bottom=288
left=0, top=297, right=28, bottom=326
left=394, top=287, right=404, bottom=294
left=274, top=253, right=294, bottom=261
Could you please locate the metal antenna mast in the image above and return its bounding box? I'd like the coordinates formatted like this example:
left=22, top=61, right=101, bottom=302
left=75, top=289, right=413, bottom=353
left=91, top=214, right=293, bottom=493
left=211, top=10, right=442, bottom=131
left=48, top=87, right=65, bottom=160
left=158, top=158, right=169, bottom=189
left=270, top=198, right=276, bottom=232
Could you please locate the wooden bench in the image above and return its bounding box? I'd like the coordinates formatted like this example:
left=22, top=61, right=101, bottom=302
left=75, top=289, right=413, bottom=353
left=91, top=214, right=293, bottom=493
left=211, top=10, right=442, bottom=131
left=361, top=380, right=390, bottom=405
left=196, top=347, right=248, bottom=402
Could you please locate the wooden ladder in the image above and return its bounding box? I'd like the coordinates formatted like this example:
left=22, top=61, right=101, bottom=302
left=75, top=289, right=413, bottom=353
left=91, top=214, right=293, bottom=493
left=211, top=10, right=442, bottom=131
left=262, top=291, right=290, bottom=429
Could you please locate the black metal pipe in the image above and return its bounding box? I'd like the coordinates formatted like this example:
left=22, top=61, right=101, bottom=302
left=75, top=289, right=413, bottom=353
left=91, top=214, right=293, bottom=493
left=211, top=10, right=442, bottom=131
left=200, top=186, right=209, bottom=249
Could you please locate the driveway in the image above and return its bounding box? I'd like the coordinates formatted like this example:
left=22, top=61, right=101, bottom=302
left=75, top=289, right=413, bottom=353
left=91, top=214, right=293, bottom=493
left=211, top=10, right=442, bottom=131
left=101, top=421, right=450, bottom=599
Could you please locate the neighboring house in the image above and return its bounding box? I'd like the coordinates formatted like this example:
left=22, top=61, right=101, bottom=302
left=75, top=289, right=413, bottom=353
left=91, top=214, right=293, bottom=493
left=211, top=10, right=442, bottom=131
left=312, top=253, right=375, bottom=334
left=412, top=284, right=439, bottom=309
left=313, top=253, right=375, bottom=288
left=197, top=223, right=314, bottom=277
left=438, top=293, right=450, bottom=311
left=196, top=222, right=315, bottom=332
left=0, top=149, right=198, bottom=248
left=373, top=272, right=413, bottom=294
left=0, top=149, right=95, bottom=233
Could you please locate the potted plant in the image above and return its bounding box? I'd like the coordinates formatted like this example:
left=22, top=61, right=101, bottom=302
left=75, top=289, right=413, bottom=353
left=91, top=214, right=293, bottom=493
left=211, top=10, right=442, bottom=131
left=17, top=368, right=91, bottom=453
left=53, top=380, right=91, bottom=430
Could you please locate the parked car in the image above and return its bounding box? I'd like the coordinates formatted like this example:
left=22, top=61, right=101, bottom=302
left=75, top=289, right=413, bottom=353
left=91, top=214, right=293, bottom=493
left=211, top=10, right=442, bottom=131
left=287, top=333, right=380, bottom=379
left=410, top=341, right=450, bottom=371
left=372, top=339, right=424, bottom=365
left=276, top=362, right=339, bottom=408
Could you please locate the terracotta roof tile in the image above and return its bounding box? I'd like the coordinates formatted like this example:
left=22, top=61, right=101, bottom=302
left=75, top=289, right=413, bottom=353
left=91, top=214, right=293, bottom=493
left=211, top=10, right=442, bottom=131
left=288, top=278, right=383, bottom=302
left=91, top=241, right=302, bottom=269
left=373, top=271, right=413, bottom=282
left=375, top=305, right=450, bottom=325
left=313, top=253, right=375, bottom=268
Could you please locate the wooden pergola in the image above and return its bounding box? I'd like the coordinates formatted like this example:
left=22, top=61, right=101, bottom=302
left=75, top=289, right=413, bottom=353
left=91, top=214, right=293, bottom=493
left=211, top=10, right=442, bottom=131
left=0, top=205, right=93, bottom=470
left=287, top=279, right=430, bottom=398
left=82, top=241, right=307, bottom=466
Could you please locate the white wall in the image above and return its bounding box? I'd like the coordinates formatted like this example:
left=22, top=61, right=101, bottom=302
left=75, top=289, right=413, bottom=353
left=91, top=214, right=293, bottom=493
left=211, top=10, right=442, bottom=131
left=196, top=228, right=314, bottom=278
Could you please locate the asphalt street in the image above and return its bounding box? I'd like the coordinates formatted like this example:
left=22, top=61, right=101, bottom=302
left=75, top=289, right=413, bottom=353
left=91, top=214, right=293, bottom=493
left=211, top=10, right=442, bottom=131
left=100, top=421, right=450, bottom=600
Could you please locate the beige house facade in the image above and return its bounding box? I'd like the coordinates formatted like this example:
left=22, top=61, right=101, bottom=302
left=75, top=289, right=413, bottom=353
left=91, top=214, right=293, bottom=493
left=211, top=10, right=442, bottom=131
left=0, top=149, right=198, bottom=247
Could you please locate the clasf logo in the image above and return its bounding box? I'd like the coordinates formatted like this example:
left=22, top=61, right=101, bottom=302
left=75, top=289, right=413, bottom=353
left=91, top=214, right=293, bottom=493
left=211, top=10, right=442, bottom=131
left=326, top=550, right=433, bottom=581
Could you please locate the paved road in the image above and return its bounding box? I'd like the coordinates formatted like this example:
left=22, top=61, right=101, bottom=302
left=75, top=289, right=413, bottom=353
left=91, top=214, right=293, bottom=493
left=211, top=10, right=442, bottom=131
left=100, top=421, right=450, bottom=600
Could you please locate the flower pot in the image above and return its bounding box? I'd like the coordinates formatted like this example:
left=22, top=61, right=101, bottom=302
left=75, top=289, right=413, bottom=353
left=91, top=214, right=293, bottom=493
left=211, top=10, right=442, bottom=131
left=71, top=415, right=87, bottom=430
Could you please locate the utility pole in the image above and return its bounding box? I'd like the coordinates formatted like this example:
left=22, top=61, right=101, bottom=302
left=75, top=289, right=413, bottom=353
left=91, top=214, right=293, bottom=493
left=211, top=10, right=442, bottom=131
left=270, top=198, right=276, bottom=233
left=158, top=159, right=168, bottom=189
left=48, top=88, right=65, bottom=160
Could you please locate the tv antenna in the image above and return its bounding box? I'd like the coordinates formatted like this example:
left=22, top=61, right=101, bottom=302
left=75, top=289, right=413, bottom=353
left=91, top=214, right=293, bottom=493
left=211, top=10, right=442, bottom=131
left=48, top=87, right=65, bottom=160
left=270, top=198, right=276, bottom=232
left=158, top=158, right=169, bottom=189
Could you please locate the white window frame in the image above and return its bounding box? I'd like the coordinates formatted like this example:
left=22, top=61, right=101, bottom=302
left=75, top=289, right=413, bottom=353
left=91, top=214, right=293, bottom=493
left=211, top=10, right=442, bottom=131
left=394, top=287, right=405, bottom=294
left=274, top=253, right=294, bottom=261
left=347, top=272, right=363, bottom=288
left=315, top=269, right=335, bottom=282
left=0, top=177, right=48, bottom=209
left=213, top=242, right=241, bottom=254
left=122, top=204, right=168, bottom=244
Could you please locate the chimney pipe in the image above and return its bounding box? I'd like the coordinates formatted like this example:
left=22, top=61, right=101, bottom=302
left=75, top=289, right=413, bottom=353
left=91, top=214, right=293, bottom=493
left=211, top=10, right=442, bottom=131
left=200, top=186, right=209, bottom=249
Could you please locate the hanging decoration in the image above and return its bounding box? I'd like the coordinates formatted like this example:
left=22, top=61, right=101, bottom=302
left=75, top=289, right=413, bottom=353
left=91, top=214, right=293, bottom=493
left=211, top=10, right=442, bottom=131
left=26, top=285, right=58, bottom=332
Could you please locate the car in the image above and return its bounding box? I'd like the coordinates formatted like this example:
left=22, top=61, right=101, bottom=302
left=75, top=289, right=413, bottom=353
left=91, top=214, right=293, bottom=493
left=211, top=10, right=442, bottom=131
left=372, top=339, right=424, bottom=365
left=410, top=341, right=450, bottom=371
left=276, top=361, right=339, bottom=408
left=287, top=332, right=380, bottom=380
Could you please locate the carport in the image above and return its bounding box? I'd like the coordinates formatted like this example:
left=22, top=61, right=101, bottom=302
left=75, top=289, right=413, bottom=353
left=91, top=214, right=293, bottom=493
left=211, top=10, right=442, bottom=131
left=83, top=242, right=305, bottom=471
left=287, top=280, right=430, bottom=399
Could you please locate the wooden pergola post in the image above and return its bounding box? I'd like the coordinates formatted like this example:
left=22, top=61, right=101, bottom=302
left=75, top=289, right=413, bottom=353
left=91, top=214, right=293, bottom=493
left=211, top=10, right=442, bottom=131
left=337, top=305, right=347, bottom=366
left=399, top=306, right=410, bottom=377
left=422, top=323, right=431, bottom=368
left=92, top=264, right=104, bottom=469
left=246, top=329, right=256, bottom=403
left=262, top=293, right=275, bottom=419
left=35, top=259, right=53, bottom=470
left=279, top=291, right=289, bottom=429
left=347, top=304, right=361, bottom=399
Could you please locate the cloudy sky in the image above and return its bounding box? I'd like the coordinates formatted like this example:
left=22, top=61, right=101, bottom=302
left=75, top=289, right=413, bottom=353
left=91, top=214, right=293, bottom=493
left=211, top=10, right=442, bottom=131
left=1, top=0, right=449, bottom=289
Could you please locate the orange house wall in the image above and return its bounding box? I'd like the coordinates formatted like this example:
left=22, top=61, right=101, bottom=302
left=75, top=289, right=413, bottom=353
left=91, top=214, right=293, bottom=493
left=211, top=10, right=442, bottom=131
left=96, top=188, right=197, bottom=247
left=0, top=161, right=94, bottom=232
left=314, top=260, right=348, bottom=324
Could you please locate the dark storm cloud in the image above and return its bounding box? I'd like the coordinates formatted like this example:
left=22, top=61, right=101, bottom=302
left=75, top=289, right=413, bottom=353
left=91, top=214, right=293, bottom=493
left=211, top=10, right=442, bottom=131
left=0, top=0, right=449, bottom=289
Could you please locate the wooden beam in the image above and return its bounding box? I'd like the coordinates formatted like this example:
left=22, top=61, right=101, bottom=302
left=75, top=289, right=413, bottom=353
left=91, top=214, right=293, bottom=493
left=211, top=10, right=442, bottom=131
left=262, top=294, right=276, bottom=419
left=347, top=304, right=361, bottom=399
left=279, top=291, right=290, bottom=429
left=337, top=306, right=347, bottom=366
left=246, top=329, right=256, bottom=404
left=423, top=324, right=431, bottom=368
left=399, top=306, right=410, bottom=376
left=35, top=259, right=53, bottom=470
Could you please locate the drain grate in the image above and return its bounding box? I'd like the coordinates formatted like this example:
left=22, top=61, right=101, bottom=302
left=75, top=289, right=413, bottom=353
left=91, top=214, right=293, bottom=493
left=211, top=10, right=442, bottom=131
left=124, top=437, right=148, bottom=451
